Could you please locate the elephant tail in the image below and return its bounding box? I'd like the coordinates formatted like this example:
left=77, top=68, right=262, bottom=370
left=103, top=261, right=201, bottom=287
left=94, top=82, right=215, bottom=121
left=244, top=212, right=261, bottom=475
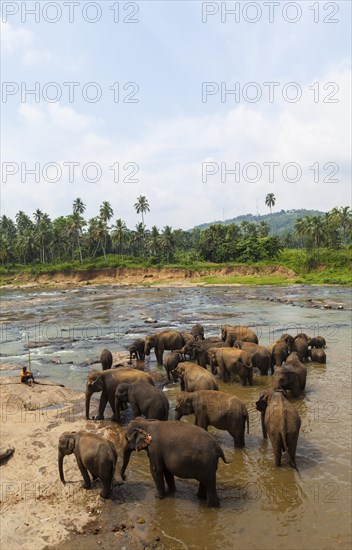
left=246, top=412, right=249, bottom=435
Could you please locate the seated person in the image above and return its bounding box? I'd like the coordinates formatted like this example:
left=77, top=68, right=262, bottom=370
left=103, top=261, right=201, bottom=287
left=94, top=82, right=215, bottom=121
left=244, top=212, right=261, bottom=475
left=20, top=366, right=35, bottom=385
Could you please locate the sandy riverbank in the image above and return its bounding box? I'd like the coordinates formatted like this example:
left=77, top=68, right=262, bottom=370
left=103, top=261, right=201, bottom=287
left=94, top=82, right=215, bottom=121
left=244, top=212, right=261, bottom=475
left=0, top=266, right=297, bottom=290
left=0, top=372, right=169, bottom=549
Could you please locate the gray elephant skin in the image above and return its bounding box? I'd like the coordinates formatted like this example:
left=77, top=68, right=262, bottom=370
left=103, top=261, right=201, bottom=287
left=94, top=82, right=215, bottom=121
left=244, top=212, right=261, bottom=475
left=235, top=341, right=272, bottom=375
left=208, top=347, right=253, bottom=386
left=221, top=324, right=258, bottom=345
left=58, top=431, right=117, bottom=498
left=120, top=417, right=228, bottom=507
left=85, top=368, right=154, bottom=420
left=173, top=362, right=219, bottom=391
left=144, top=330, right=188, bottom=364
left=128, top=338, right=145, bottom=362
left=100, top=348, right=113, bottom=370
left=175, top=390, right=249, bottom=448
left=163, top=351, right=184, bottom=381
left=115, top=381, right=169, bottom=422
left=256, top=390, right=301, bottom=469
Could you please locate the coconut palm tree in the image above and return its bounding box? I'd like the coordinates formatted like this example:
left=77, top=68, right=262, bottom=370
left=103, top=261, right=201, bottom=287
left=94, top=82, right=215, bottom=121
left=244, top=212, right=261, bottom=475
left=134, top=196, right=150, bottom=227
left=111, top=219, right=128, bottom=255
left=71, top=198, right=86, bottom=263
left=160, top=225, right=176, bottom=263
left=148, top=225, right=160, bottom=257
left=265, top=193, right=276, bottom=214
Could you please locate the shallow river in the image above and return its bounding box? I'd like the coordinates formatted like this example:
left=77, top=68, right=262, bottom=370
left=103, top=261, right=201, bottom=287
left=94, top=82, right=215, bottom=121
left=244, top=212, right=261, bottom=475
left=1, top=284, right=351, bottom=549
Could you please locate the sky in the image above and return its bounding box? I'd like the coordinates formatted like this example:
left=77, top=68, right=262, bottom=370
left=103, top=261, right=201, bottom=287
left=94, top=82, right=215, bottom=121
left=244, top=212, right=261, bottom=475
left=1, top=0, right=351, bottom=230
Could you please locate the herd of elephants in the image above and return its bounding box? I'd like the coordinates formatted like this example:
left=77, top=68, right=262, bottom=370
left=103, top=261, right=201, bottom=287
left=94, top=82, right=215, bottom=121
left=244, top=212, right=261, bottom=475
left=58, top=323, right=327, bottom=508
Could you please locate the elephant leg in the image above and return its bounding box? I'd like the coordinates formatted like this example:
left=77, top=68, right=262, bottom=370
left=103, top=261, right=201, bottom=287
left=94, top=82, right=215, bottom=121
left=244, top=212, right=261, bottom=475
left=164, top=469, right=176, bottom=493
left=205, top=475, right=220, bottom=508
left=96, top=392, right=108, bottom=420
left=232, top=424, right=245, bottom=448
left=76, top=458, right=92, bottom=489
left=195, top=414, right=208, bottom=431
left=156, top=346, right=164, bottom=365
left=197, top=482, right=207, bottom=500
left=149, top=463, right=167, bottom=499
left=286, top=432, right=299, bottom=468
left=272, top=438, right=282, bottom=467
left=130, top=403, right=141, bottom=418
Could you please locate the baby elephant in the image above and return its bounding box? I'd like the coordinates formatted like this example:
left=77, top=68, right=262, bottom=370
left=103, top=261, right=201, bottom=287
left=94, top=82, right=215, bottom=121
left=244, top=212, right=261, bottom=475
left=163, top=351, right=184, bottom=381
left=115, top=381, right=169, bottom=422
left=256, top=390, right=301, bottom=470
left=58, top=431, right=117, bottom=498
left=128, top=338, right=145, bottom=363
left=100, top=349, right=113, bottom=370
left=175, top=390, right=249, bottom=448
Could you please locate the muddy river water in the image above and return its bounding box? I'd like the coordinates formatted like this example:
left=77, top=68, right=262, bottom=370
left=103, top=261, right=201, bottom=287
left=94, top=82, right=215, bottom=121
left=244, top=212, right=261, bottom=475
left=1, top=284, right=351, bottom=549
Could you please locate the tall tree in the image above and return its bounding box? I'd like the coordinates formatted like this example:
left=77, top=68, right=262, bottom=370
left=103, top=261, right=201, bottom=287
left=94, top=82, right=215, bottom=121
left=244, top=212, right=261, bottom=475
left=134, top=196, right=150, bottom=227
left=265, top=193, right=276, bottom=214
left=111, top=219, right=128, bottom=255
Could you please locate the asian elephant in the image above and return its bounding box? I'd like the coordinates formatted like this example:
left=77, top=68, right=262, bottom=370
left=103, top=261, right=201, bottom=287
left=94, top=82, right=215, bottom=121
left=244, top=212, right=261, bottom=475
left=120, top=417, right=228, bottom=507
left=285, top=352, right=307, bottom=389
left=310, top=348, right=326, bottom=363
left=58, top=431, right=117, bottom=498
left=173, top=362, right=218, bottom=391
left=280, top=333, right=294, bottom=351
left=85, top=368, right=154, bottom=421
left=221, top=324, right=258, bottom=345
left=175, top=390, right=249, bottom=448
left=144, top=330, right=186, bottom=365
left=272, top=366, right=301, bottom=397
left=234, top=341, right=272, bottom=375
left=100, top=349, right=113, bottom=370
left=268, top=338, right=289, bottom=369
left=115, top=381, right=169, bottom=422
left=308, top=336, right=326, bottom=349
left=190, top=323, right=205, bottom=340
left=128, top=338, right=145, bottom=363
left=256, top=390, right=301, bottom=469
left=163, top=351, right=184, bottom=381
left=208, top=348, right=253, bottom=386
left=176, top=338, right=229, bottom=368
left=291, top=335, right=310, bottom=362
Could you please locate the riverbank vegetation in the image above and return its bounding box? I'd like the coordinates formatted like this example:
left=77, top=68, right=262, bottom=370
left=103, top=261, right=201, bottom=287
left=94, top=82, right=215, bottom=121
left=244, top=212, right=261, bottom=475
left=0, top=201, right=351, bottom=285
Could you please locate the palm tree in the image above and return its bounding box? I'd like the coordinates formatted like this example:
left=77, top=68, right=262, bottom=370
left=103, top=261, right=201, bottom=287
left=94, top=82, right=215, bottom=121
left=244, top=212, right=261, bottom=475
left=339, top=206, right=352, bottom=242
left=134, top=196, right=150, bottom=227
left=160, top=225, right=176, bottom=263
left=71, top=198, right=86, bottom=263
left=99, top=201, right=113, bottom=223
left=308, top=216, right=326, bottom=259
left=265, top=193, right=276, bottom=214
left=148, top=225, right=160, bottom=257
left=73, top=197, right=86, bottom=216
left=111, top=219, right=128, bottom=255
left=132, top=222, right=146, bottom=257
left=265, top=193, right=276, bottom=234
left=294, top=217, right=305, bottom=249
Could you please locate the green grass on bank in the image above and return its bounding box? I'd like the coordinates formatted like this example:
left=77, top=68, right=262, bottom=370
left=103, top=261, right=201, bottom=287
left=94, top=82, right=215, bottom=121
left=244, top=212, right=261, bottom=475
left=0, top=249, right=351, bottom=286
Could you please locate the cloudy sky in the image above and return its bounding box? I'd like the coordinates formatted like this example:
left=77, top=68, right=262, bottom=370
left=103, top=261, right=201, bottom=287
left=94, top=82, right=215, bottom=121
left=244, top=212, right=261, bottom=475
left=1, top=1, right=351, bottom=230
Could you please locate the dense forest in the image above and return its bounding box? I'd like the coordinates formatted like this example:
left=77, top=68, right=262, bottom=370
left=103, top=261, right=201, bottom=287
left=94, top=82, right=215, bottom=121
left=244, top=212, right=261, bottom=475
left=0, top=197, right=351, bottom=267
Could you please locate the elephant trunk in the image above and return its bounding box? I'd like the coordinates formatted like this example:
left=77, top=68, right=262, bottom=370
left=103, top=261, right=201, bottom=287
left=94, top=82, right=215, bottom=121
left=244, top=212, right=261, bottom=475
left=58, top=452, right=65, bottom=483
left=85, top=389, right=93, bottom=420
left=120, top=446, right=133, bottom=481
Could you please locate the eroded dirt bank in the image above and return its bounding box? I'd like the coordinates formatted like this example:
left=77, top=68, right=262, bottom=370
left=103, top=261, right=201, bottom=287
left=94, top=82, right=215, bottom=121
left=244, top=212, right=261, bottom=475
left=0, top=375, right=169, bottom=550
left=3, top=265, right=297, bottom=288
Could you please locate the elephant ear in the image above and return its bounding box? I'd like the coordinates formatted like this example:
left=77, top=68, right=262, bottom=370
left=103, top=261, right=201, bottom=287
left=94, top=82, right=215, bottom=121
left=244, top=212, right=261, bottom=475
left=134, top=428, right=153, bottom=452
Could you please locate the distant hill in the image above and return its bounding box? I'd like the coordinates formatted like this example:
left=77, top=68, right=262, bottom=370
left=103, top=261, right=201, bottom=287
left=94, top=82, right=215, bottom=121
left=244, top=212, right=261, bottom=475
left=194, top=209, right=325, bottom=236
